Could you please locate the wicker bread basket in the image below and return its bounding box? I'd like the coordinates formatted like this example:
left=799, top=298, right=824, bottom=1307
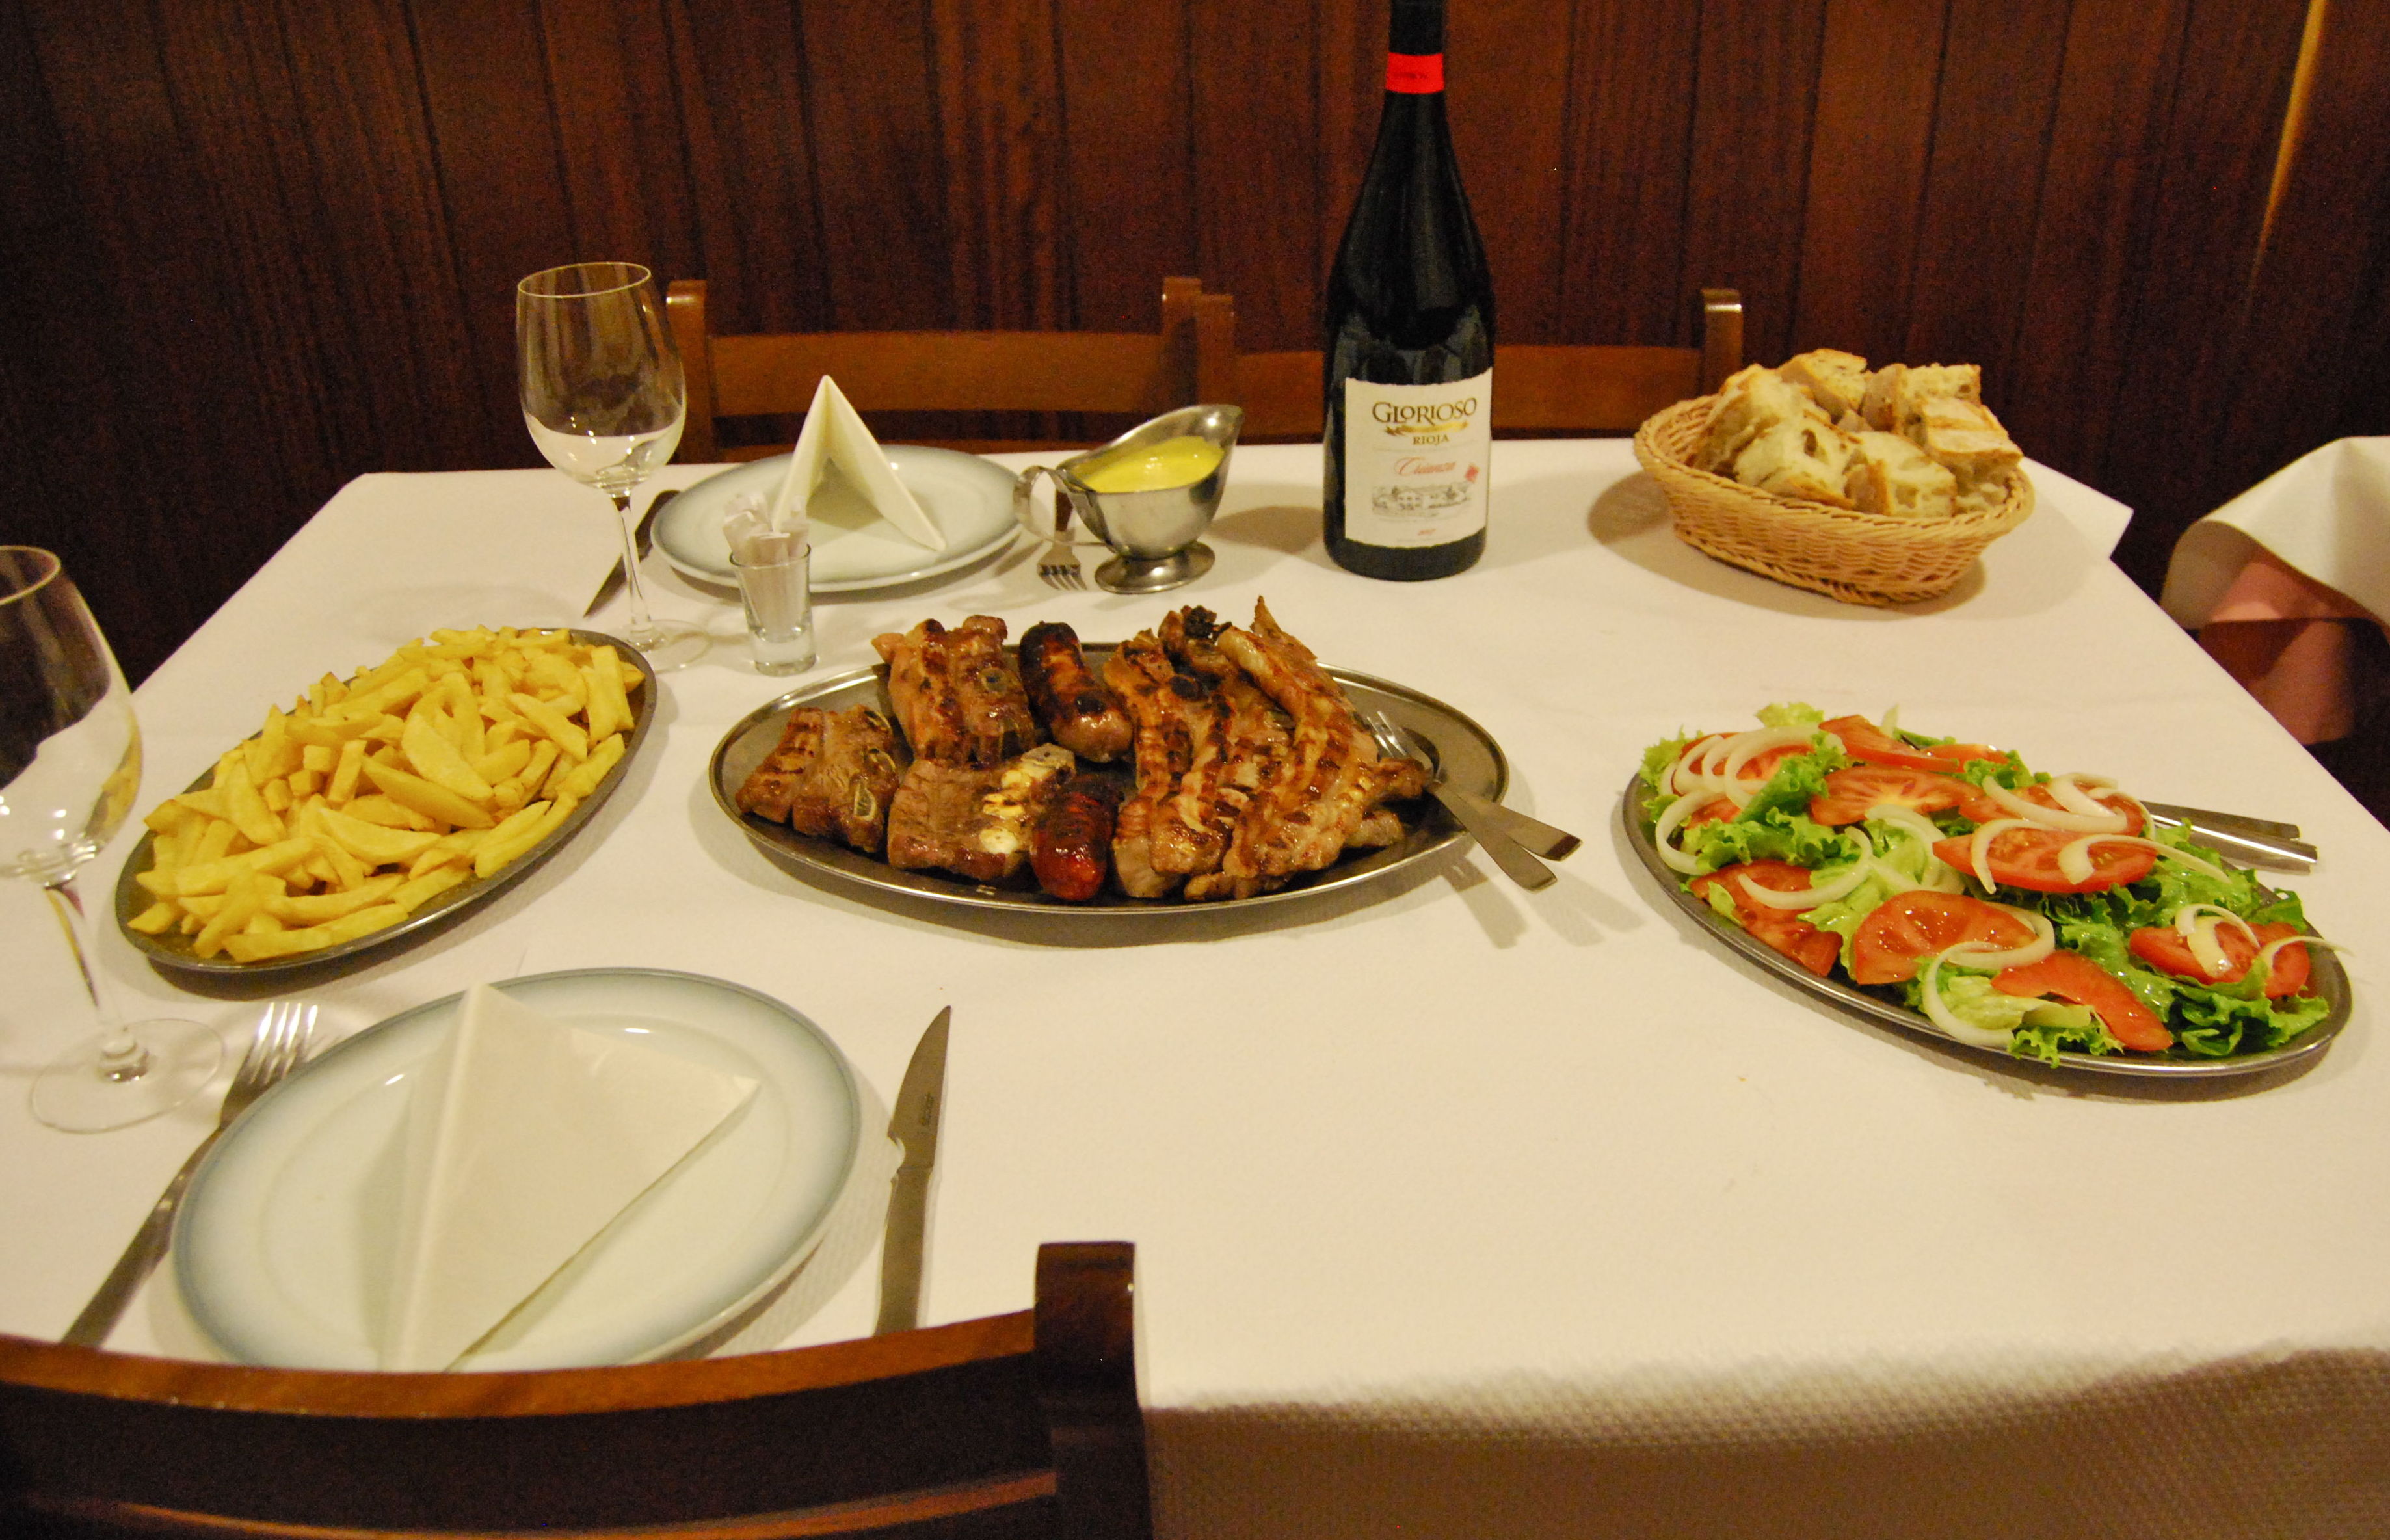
left=1632, top=395, right=2034, bottom=606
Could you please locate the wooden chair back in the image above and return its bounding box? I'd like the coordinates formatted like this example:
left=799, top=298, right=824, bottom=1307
left=1234, top=287, right=1744, bottom=441
left=670, top=280, right=1236, bottom=459
left=0, top=1241, right=1149, bottom=1540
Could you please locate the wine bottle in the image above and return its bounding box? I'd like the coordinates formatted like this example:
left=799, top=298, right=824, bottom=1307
left=1323, top=0, right=1495, bottom=580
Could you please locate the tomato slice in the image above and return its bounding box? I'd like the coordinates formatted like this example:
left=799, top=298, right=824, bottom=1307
left=1809, top=765, right=1998, bottom=827
left=1690, top=860, right=1843, bottom=977
left=1931, top=827, right=2158, bottom=893
left=1822, top=715, right=2004, bottom=773
left=1993, top=951, right=2173, bottom=1052
left=1848, top=892, right=2038, bottom=985
left=2127, top=920, right=2312, bottom=998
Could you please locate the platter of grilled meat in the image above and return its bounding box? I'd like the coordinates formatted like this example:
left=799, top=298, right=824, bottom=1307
left=708, top=599, right=1509, bottom=914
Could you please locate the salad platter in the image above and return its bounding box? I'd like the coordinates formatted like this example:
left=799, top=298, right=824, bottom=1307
left=1623, top=710, right=2350, bottom=1079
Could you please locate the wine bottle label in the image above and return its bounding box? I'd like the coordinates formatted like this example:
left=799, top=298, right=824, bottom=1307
left=1386, top=51, right=1444, bottom=92
left=1338, top=370, right=1491, bottom=550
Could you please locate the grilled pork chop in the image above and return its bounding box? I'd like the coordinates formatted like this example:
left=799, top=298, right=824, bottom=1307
left=886, top=743, right=1076, bottom=883
left=873, top=615, right=1038, bottom=767
left=735, top=705, right=905, bottom=853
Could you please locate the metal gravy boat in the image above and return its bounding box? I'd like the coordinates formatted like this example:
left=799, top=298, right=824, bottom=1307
left=1011, top=404, right=1243, bottom=594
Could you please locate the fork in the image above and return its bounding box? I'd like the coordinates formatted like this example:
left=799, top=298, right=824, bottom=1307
left=62, top=1000, right=319, bottom=1348
left=1364, top=711, right=1567, bottom=891
left=1037, top=546, right=1087, bottom=589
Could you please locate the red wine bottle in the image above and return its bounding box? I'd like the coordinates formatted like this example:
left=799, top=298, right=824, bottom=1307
left=1323, top=0, right=1494, bottom=580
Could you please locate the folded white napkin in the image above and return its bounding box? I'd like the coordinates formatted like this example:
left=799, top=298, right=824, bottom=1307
left=762, top=376, right=946, bottom=552
left=382, top=984, right=759, bottom=1371
left=2162, top=436, right=2390, bottom=628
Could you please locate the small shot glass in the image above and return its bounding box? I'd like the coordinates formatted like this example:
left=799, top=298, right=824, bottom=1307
left=729, top=533, right=816, bottom=676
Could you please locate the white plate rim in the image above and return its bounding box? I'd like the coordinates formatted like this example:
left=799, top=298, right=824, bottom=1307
left=657, top=445, right=1020, bottom=592
left=172, top=967, right=862, bottom=1368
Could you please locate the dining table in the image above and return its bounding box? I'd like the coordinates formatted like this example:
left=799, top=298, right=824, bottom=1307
left=5, top=436, right=2387, bottom=1539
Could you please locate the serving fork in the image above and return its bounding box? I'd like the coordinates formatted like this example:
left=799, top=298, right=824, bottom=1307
left=1036, top=546, right=1087, bottom=589
left=62, top=1000, right=319, bottom=1348
left=1365, top=711, right=1576, bottom=891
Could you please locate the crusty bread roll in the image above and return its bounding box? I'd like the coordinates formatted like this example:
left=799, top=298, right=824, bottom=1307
left=1733, top=417, right=1856, bottom=508
left=1781, top=349, right=1871, bottom=419
left=1844, top=429, right=1956, bottom=518
left=1698, top=364, right=1827, bottom=473
left=1913, top=395, right=2021, bottom=475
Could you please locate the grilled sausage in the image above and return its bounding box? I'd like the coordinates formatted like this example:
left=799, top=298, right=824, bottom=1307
left=1032, top=775, right=1122, bottom=901
left=1019, top=621, right=1133, bottom=762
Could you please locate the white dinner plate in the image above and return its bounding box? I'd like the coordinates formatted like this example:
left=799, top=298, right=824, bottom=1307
left=174, top=969, right=862, bottom=1370
left=657, top=445, right=1020, bottom=592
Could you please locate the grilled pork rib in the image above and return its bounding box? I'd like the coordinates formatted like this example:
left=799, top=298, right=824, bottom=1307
left=886, top=743, right=1076, bottom=883
left=734, top=705, right=905, bottom=853
left=873, top=615, right=1038, bottom=767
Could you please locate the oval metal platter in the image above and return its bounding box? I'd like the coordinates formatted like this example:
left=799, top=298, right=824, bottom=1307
left=1619, top=770, right=2351, bottom=1080
left=710, top=651, right=1507, bottom=918
left=116, top=629, right=657, bottom=978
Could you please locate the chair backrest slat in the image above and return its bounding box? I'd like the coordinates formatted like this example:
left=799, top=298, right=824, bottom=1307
left=1232, top=287, right=1744, bottom=442
left=0, top=1243, right=1147, bottom=1540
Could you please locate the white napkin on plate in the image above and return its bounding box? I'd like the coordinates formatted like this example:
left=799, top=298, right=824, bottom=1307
left=382, top=984, right=759, bottom=1371
left=762, top=376, right=946, bottom=552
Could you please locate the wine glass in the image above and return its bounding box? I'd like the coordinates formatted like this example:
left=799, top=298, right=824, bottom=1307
left=516, top=261, right=708, bottom=670
left=1, top=548, right=222, bottom=1132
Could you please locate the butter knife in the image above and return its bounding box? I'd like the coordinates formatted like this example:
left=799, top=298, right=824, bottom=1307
left=582, top=488, right=678, bottom=617
left=875, top=1005, right=951, bottom=1334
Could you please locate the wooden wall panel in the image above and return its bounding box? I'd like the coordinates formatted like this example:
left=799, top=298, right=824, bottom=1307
left=1793, top=0, right=1947, bottom=365
left=1898, top=0, right=2073, bottom=389
left=1558, top=0, right=1699, bottom=347
left=1055, top=0, right=1197, bottom=331
left=2099, top=0, right=2309, bottom=584
left=2217, top=0, right=2390, bottom=502
left=1448, top=0, right=1575, bottom=347
left=3, top=0, right=2385, bottom=683
left=1682, top=0, right=1831, bottom=367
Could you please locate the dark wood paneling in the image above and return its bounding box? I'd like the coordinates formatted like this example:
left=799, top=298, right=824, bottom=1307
left=1558, top=0, right=1700, bottom=347
left=1898, top=0, right=2073, bottom=387
left=4, top=0, right=2387, bottom=682
left=1191, top=0, right=1322, bottom=350
left=1683, top=0, right=1831, bottom=367
left=2101, top=0, right=2309, bottom=586
left=1793, top=0, right=1948, bottom=364
left=1449, top=0, right=1575, bottom=347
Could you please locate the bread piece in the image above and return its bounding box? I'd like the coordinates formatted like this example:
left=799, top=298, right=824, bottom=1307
left=1781, top=349, right=1871, bottom=419
left=1913, top=395, right=2022, bottom=476
left=1698, top=364, right=1827, bottom=473
left=1733, top=417, right=1857, bottom=508
left=1843, top=430, right=1957, bottom=519
left=1861, top=362, right=1983, bottom=436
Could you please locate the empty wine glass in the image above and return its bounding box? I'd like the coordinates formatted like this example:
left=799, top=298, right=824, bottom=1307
left=1, top=548, right=221, bottom=1132
left=516, top=261, right=707, bottom=670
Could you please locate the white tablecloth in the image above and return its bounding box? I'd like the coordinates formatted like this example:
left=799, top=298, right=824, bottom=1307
left=5, top=442, right=2386, bottom=1537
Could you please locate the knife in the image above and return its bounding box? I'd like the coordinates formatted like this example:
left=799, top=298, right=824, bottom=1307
left=875, top=1005, right=951, bottom=1334
left=582, top=489, right=678, bottom=617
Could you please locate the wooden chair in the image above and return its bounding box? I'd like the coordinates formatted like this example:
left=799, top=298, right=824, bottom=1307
left=0, top=1241, right=1149, bottom=1540
left=669, top=279, right=1236, bottom=460
left=1233, top=287, right=1744, bottom=441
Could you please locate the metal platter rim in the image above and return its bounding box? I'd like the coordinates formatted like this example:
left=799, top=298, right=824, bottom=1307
left=707, top=650, right=1512, bottom=920
left=1617, top=768, right=2350, bottom=1081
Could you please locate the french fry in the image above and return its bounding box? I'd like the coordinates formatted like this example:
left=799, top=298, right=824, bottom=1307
left=401, top=714, right=497, bottom=803
left=552, top=732, right=625, bottom=801
left=510, top=691, right=589, bottom=762
left=362, top=757, right=496, bottom=830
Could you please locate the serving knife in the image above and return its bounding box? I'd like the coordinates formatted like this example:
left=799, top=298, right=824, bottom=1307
left=875, top=1005, right=951, bottom=1335
left=581, top=489, right=678, bottom=617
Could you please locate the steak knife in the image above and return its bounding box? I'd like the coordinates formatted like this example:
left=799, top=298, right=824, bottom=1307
left=581, top=489, right=678, bottom=617
left=875, top=1005, right=951, bottom=1334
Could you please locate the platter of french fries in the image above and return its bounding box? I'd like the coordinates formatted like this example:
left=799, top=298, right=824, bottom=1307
left=113, top=626, right=654, bottom=975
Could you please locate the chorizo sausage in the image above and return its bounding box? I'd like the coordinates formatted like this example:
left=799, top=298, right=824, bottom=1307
left=1019, top=620, right=1133, bottom=762
left=1032, top=775, right=1122, bottom=901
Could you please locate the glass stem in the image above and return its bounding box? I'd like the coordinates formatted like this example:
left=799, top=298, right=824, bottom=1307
left=42, top=872, right=152, bottom=1083
left=609, top=489, right=656, bottom=637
